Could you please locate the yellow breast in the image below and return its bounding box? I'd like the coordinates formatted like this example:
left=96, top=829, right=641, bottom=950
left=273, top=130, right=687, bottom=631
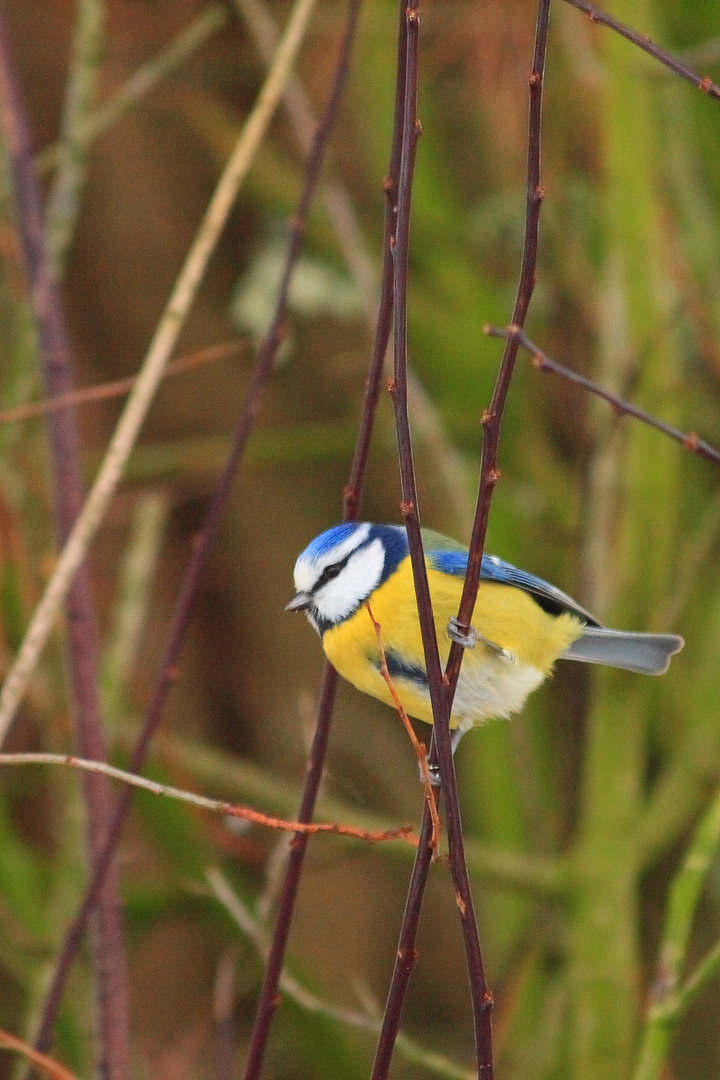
left=321, top=556, right=583, bottom=728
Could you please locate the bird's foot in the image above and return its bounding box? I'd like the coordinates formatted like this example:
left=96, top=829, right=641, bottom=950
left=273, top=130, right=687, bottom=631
left=421, top=758, right=443, bottom=787
left=447, top=617, right=515, bottom=664
left=447, top=617, right=479, bottom=649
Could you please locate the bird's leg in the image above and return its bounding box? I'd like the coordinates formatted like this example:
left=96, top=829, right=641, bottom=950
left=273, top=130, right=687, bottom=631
left=447, top=616, right=515, bottom=664
left=424, top=721, right=474, bottom=786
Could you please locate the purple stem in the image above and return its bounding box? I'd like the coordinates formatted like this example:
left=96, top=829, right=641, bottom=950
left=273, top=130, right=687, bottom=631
left=562, top=0, right=720, bottom=100
left=0, top=13, right=130, bottom=1079
left=242, top=0, right=408, bottom=1073
left=487, top=324, right=720, bottom=467
left=374, top=2, right=495, bottom=1077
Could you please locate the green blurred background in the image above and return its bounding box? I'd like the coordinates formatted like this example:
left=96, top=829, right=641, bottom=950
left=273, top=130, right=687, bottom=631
left=1, top=1, right=720, bottom=1078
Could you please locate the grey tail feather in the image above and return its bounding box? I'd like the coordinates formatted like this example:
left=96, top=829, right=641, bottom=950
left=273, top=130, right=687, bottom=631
left=562, top=627, right=684, bottom=675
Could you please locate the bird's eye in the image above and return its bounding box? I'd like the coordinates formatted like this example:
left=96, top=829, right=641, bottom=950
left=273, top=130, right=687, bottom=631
left=316, top=562, right=343, bottom=589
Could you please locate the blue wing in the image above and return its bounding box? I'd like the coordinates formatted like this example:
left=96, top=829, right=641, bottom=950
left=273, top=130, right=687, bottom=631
left=424, top=535, right=600, bottom=627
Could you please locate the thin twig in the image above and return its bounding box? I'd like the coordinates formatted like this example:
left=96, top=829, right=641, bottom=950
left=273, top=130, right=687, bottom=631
left=36, top=4, right=230, bottom=176
left=0, top=754, right=417, bottom=845
left=208, top=870, right=475, bottom=1080
left=378, top=4, right=552, bottom=1075
left=486, top=324, right=720, bottom=468
left=359, top=12, right=438, bottom=1078
left=0, top=0, right=320, bottom=745
left=0, top=341, right=245, bottom=425
left=374, top=2, right=495, bottom=1077
left=445, top=2, right=551, bottom=694
left=28, top=0, right=358, bottom=1061
left=366, top=602, right=441, bottom=852
left=0, top=12, right=131, bottom=1078
left=0, top=1030, right=81, bottom=1080
left=113, top=722, right=566, bottom=894
left=561, top=0, right=720, bottom=100
left=239, top=9, right=369, bottom=1078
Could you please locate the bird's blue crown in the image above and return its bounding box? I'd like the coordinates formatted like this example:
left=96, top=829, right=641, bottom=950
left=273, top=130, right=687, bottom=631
left=302, top=522, right=410, bottom=587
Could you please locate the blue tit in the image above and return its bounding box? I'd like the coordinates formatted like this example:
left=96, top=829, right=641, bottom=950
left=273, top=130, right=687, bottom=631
left=286, top=523, right=684, bottom=751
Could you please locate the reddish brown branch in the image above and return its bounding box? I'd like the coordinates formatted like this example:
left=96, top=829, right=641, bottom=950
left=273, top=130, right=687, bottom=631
left=366, top=602, right=441, bottom=851
left=238, top=4, right=368, bottom=1077
left=0, top=1029, right=80, bottom=1080
left=375, top=3, right=553, bottom=1069
left=562, top=0, right=720, bottom=101
left=486, top=324, right=720, bottom=468
left=223, top=804, right=417, bottom=846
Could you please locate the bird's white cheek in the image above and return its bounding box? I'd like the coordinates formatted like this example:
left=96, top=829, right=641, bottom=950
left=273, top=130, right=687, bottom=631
left=314, top=539, right=385, bottom=623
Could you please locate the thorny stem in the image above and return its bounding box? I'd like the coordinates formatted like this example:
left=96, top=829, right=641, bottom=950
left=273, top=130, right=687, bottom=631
left=375, top=2, right=552, bottom=1075
left=29, top=0, right=354, bottom=1056
left=375, top=2, right=494, bottom=1078
left=486, top=325, right=720, bottom=467
left=0, top=11, right=131, bottom=1079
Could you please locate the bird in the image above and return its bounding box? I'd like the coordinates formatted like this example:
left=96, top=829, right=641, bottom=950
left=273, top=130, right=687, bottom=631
left=286, top=523, right=684, bottom=754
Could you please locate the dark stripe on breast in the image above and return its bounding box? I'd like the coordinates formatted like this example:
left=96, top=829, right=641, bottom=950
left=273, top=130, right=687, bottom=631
left=375, top=649, right=428, bottom=687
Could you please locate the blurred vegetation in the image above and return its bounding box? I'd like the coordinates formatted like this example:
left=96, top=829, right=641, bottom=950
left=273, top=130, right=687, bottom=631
left=0, top=1, right=720, bottom=1079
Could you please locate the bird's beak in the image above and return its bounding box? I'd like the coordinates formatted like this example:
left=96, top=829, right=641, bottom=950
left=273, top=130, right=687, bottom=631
left=285, top=591, right=312, bottom=612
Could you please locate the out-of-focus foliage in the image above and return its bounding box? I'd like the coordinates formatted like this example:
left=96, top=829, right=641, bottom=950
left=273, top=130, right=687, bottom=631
left=0, top=1, right=720, bottom=1079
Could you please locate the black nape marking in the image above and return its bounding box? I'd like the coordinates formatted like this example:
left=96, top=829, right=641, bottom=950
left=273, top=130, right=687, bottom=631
left=373, top=648, right=428, bottom=688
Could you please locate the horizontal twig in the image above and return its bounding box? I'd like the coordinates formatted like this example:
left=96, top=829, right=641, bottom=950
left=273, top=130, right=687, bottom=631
left=486, top=324, right=720, bottom=467
left=0, top=341, right=245, bottom=425
left=0, top=753, right=417, bottom=846
left=112, top=722, right=566, bottom=893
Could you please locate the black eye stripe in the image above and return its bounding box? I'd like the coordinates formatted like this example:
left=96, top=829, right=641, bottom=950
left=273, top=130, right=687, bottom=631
left=313, top=552, right=352, bottom=592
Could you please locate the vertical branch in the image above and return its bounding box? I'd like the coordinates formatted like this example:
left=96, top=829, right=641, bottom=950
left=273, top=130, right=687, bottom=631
left=444, top=0, right=552, bottom=693
left=26, top=0, right=364, bottom=1064
left=376, top=2, right=494, bottom=1077
left=0, top=11, right=130, bottom=1080
left=236, top=0, right=475, bottom=531
left=242, top=0, right=406, bottom=1072
left=374, top=1, right=552, bottom=1075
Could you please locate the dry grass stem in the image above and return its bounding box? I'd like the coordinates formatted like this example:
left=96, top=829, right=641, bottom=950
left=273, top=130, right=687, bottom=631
left=0, top=0, right=320, bottom=744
